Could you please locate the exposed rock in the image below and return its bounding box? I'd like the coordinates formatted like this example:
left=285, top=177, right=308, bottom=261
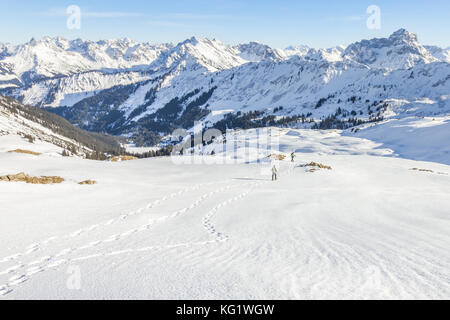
left=110, top=155, right=138, bottom=162
left=304, top=162, right=332, bottom=170
left=410, top=168, right=448, bottom=175
left=8, top=149, right=41, bottom=156
left=410, top=168, right=433, bottom=173
left=268, top=154, right=286, bottom=161
left=0, top=172, right=64, bottom=184
left=78, top=180, right=97, bottom=185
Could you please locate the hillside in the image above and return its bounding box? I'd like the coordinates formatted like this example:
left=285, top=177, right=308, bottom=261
left=0, top=95, right=124, bottom=157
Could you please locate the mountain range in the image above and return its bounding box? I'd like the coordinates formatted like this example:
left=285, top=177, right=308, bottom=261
left=0, top=29, right=449, bottom=145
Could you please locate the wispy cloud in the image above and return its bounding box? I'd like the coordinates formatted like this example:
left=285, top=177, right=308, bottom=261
left=169, top=13, right=238, bottom=20
left=83, top=12, right=144, bottom=18
left=31, top=7, right=145, bottom=18
left=146, top=20, right=187, bottom=27
left=342, top=15, right=365, bottom=21
left=323, top=15, right=365, bottom=23
left=31, top=7, right=245, bottom=22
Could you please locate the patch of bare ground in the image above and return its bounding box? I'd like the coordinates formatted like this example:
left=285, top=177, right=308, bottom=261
left=299, top=162, right=333, bottom=172
left=0, top=172, right=64, bottom=184
left=8, top=149, right=41, bottom=156
left=410, top=168, right=448, bottom=175
left=110, top=155, right=138, bottom=162
left=268, top=154, right=286, bottom=161
left=78, top=180, right=97, bottom=185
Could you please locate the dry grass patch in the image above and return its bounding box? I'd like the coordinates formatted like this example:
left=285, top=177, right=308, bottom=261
left=300, top=162, right=333, bottom=172
left=8, top=149, right=41, bottom=156
left=110, top=155, right=138, bottom=162
left=305, top=162, right=332, bottom=170
left=410, top=168, right=447, bottom=175
left=410, top=168, right=434, bottom=173
left=78, top=180, right=97, bottom=185
left=0, top=172, right=64, bottom=184
left=268, top=154, right=286, bottom=161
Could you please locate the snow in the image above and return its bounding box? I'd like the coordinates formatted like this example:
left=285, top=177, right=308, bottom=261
left=3, top=29, right=449, bottom=120
left=124, top=144, right=160, bottom=155
left=351, top=116, right=450, bottom=165
left=0, top=135, right=61, bottom=156
left=0, top=29, right=449, bottom=299
left=0, top=127, right=449, bottom=299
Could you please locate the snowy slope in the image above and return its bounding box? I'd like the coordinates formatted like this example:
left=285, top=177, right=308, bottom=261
left=350, top=116, right=450, bottom=165
left=0, top=95, right=123, bottom=157
left=0, top=127, right=449, bottom=299
left=0, top=95, right=82, bottom=156
left=425, top=45, right=450, bottom=64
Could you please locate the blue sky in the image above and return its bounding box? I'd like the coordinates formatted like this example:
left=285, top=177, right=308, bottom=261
left=1, top=0, right=449, bottom=48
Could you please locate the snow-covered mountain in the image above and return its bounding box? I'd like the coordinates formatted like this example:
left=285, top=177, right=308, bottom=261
left=425, top=45, right=450, bottom=63
left=0, top=95, right=123, bottom=156
left=0, top=29, right=449, bottom=144
left=343, top=29, right=438, bottom=70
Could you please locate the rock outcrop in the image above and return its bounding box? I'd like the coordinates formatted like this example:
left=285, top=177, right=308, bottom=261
left=0, top=172, right=64, bottom=184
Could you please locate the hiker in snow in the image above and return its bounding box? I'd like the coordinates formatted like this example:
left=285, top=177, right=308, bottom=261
left=291, top=152, right=295, bottom=162
left=272, top=165, right=278, bottom=181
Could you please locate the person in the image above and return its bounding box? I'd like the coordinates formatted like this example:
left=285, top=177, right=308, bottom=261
left=291, top=152, right=295, bottom=162
left=272, top=165, right=278, bottom=181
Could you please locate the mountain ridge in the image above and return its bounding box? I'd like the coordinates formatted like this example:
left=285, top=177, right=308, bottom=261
left=0, top=29, right=449, bottom=145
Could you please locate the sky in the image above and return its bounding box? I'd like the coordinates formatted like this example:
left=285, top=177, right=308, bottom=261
left=1, top=0, right=449, bottom=48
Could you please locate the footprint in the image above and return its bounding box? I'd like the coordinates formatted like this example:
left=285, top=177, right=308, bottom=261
left=138, top=224, right=151, bottom=231
left=25, top=246, right=40, bottom=254
left=104, top=235, right=120, bottom=243
left=26, top=267, right=44, bottom=276
left=70, top=230, right=83, bottom=237
left=105, top=219, right=116, bottom=225
left=9, top=274, right=28, bottom=285
left=0, top=264, right=24, bottom=275
left=73, top=254, right=103, bottom=262
left=42, top=236, right=58, bottom=244
left=55, top=248, right=73, bottom=257
left=10, top=278, right=28, bottom=286
left=107, top=249, right=133, bottom=256
left=121, top=229, right=138, bottom=237
left=0, top=253, right=22, bottom=263
left=88, top=241, right=101, bottom=247
left=47, top=260, right=66, bottom=268
left=0, top=287, right=12, bottom=296
left=86, top=225, right=99, bottom=232
left=28, top=256, right=51, bottom=266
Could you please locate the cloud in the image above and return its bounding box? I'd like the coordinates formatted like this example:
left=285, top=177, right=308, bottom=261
left=342, top=15, right=365, bottom=21
left=31, top=7, right=243, bottom=22
left=146, top=20, right=187, bottom=27
left=83, top=12, right=144, bottom=18
left=32, top=7, right=145, bottom=18
left=170, top=13, right=236, bottom=20
left=323, top=15, right=366, bottom=23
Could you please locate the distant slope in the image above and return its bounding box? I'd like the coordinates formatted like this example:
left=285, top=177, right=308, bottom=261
left=0, top=95, right=124, bottom=157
